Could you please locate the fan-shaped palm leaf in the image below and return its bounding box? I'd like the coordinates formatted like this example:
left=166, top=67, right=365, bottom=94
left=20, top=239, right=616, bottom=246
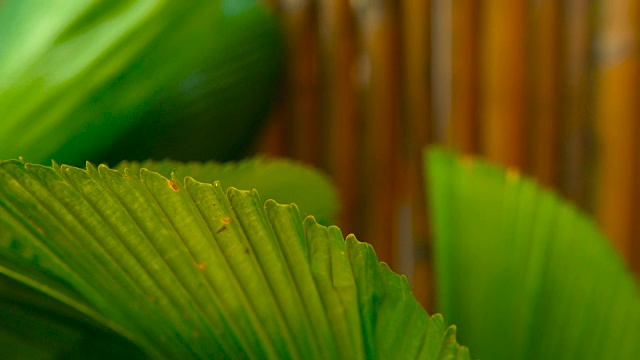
left=0, top=158, right=469, bottom=359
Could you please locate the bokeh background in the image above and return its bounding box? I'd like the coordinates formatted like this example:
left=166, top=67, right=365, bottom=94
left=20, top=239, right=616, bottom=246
left=2, top=0, right=637, bottom=313
left=253, top=0, right=640, bottom=310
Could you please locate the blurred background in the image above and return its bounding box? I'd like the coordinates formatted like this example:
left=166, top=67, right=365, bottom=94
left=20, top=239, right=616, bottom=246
left=1, top=0, right=638, bottom=313
left=253, top=0, right=640, bottom=310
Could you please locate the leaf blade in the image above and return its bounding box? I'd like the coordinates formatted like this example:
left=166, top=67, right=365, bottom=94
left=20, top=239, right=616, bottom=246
left=425, top=147, right=640, bottom=360
left=2, top=158, right=469, bottom=359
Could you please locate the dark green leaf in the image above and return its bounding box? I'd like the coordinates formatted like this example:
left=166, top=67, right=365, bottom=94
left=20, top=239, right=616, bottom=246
left=0, top=0, right=283, bottom=165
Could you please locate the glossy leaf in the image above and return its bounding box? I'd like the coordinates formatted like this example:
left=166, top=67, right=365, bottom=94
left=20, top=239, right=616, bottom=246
left=0, top=0, right=283, bottom=166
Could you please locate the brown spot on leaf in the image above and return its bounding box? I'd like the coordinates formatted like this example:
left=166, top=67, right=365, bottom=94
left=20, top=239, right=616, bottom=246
left=196, top=263, right=206, bottom=270
left=221, top=217, right=232, bottom=224
left=168, top=179, right=179, bottom=191
left=216, top=225, right=228, bottom=234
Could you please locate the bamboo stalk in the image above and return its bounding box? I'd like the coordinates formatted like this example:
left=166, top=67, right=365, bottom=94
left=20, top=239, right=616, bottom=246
left=399, top=0, right=432, bottom=310
left=593, top=0, right=639, bottom=261
left=448, top=0, right=479, bottom=154
left=478, top=0, right=527, bottom=169
left=430, top=0, right=451, bottom=144
left=559, top=0, right=594, bottom=209
left=318, top=0, right=359, bottom=235
left=352, top=0, right=401, bottom=267
left=529, top=0, right=561, bottom=189
left=636, top=4, right=640, bottom=273
left=279, top=0, right=322, bottom=165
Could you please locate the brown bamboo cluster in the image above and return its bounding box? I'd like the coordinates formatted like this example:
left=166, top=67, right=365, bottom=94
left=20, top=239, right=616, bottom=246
left=256, top=0, right=640, bottom=308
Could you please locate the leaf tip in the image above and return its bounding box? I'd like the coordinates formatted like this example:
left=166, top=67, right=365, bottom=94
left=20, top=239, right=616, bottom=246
left=345, top=233, right=359, bottom=246
left=264, top=198, right=278, bottom=209
left=138, top=168, right=155, bottom=181
left=96, top=163, right=111, bottom=173
left=226, top=186, right=255, bottom=201
left=183, top=176, right=196, bottom=186
left=303, top=215, right=319, bottom=228
left=226, top=186, right=241, bottom=198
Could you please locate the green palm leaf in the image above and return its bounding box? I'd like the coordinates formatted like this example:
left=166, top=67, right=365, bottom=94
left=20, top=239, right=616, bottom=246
left=425, top=147, right=640, bottom=360
left=115, top=157, right=338, bottom=225
left=0, top=159, right=469, bottom=359
left=0, top=0, right=282, bottom=166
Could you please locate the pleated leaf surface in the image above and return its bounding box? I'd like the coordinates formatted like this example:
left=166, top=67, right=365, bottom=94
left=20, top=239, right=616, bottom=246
left=0, top=159, right=469, bottom=359
left=116, top=157, right=338, bottom=225
left=425, top=147, right=640, bottom=360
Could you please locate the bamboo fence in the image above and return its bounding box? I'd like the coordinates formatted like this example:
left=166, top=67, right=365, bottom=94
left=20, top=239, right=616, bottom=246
left=256, top=0, right=640, bottom=310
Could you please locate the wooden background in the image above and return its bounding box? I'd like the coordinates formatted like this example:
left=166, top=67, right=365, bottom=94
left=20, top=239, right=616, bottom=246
left=255, top=0, right=640, bottom=310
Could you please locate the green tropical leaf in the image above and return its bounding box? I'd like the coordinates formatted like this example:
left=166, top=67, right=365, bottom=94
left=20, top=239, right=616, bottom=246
left=0, top=0, right=282, bottom=166
left=115, top=157, right=339, bottom=226
left=0, top=159, right=469, bottom=359
left=425, top=147, right=640, bottom=360
left=0, top=273, right=146, bottom=359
